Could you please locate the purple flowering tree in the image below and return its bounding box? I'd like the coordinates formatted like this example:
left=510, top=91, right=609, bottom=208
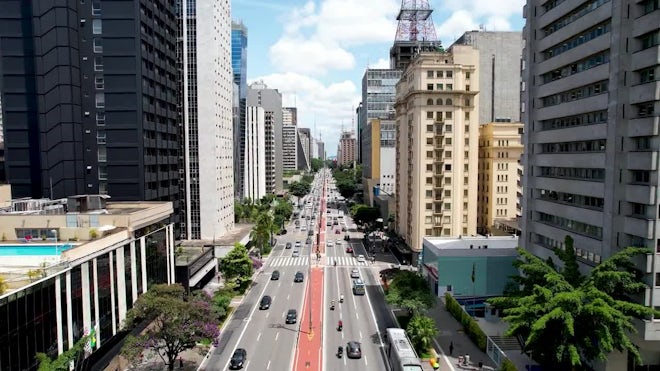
left=120, top=284, right=220, bottom=371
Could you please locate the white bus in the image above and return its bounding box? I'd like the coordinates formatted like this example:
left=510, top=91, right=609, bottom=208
left=384, top=328, right=424, bottom=371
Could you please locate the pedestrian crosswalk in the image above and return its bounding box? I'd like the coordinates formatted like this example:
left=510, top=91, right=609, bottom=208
left=268, top=256, right=368, bottom=267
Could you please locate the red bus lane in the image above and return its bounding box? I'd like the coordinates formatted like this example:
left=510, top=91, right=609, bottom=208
left=293, top=268, right=324, bottom=371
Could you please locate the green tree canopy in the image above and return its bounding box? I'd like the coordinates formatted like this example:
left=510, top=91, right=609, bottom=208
left=120, top=284, right=219, bottom=371
left=289, top=181, right=311, bottom=198
left=406, top=315, right=438, bottom=353
left=350, top=204, right=381, bottom=226
left=489, top=246, right=657, bottom=369
left=219, top=242, right=253, bottom=281
left=385, top=270, right=436, bottom=315
left=36, top=336, right=89, bottom=371
left=310, top=158, right=324, bottom=172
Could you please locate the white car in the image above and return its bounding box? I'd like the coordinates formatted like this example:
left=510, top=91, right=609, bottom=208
left=327, top=241, right=334, bottom=247
left=357, top=255, right=365, bottom=263
left=292, top=250, right=300, bottom=257
left=301, top=225, right=307, bottom=231
left=350, top=269, right=360, bottom=278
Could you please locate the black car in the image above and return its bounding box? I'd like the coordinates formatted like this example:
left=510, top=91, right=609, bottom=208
left=346, top=341, right=362, bottom=359
left=294, top=271, right=304, bottom=282
left=271, top=270, right=280, bottom=280
left=308, top=230, right=314, bottom=237
left=306, top=237, right=312, bottom=244
left=285, top=242, right=292, bottom=249
left=286, top=309, right=297, bottom=324
left=259, top=295, right=272, bottom=310
left=229, top=348, right=247, bottom=369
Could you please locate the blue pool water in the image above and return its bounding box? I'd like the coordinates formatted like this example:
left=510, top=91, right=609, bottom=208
left=0, top=244, right=73, bottom=256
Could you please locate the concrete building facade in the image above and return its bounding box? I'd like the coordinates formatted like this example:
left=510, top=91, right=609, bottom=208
left=0, top=1, right=180, bottom=220
left=362, top=118, right=397, bottom=206
left=231, top=21, right=248, bottom=199
left=337, top=131, right=356, bottom=167
left=395, top=47, right=480, bottom=253
left=297, top=128, right=311, bottom=171
left=477, top=122, right=524, bottom=235
left=247, top=82, right=283, bottom=193
left=521, top=0, right=660, bottom=368
left=451, top=31, right=523, bottom=123
left=282, top=107, right=298, bottom=172
left=245, top=107, right=266, bottom=200
left=359, top=69, right=402, bottom=163
left=180, top=0, right=234, bottom=240
left=317, top=139, right=326, bottom=161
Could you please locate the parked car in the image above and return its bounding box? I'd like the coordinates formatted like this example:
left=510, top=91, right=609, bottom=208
left=286, top=309, right=297, bottom=324
left=229, top=348, right=247, bottom=369
left=259, top=295, right=272, bottom=310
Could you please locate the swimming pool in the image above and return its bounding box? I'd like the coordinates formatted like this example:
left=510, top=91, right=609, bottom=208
left=0, top=244, right=74, bottom=256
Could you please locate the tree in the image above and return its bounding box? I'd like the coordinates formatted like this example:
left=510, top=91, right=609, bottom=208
left=273, top=200, right=293, bottom=221
left=406, top=315, right=438, bottom=353
left=289, top=181, right=311, bottom=199
left=250, top=214, right=273, bottom=255
left=36, top=336, right=89, bottom=371
left=120, top=284, right=219, bottom=371
left=489, top=246, right=657, bottom=369
left=310, top=158, right=324, bottom=172
left=351, top=204, right=381, bottom=226
left=218, top=243, right=253, bottom=282
left=385, top=270, right=436, bottom=315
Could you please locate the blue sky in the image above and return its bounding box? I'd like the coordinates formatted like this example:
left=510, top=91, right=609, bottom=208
left=232, top=0, right=525, bottom=156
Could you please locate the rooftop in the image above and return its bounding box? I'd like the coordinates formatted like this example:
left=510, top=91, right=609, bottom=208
left=177, top=223, right=253, bottom=247
left=423, top=236, right=519, bottom=257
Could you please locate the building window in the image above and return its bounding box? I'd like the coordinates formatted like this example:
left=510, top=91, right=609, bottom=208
left=446, top=71, right=453, bottom=78
left=446, top=112, right=452, bottom=119
left=465, top=72, right=470, bottom=79
left=427, top=111, right=434, bottom=119
left=427, top=84, right=434, bottom=90
left=445, top=124, right=452, bottom=132
left=446, top=98, right=453, bottom=105
left=427, top=98, right=434, bottom=105
left=446, top=84, right=453, bottom=90
left=445, top=164, right=452, bottom=171
left=93, top=38, right=103, bottom=53
left=541, top=81, right=608, bottom=107
left=639, top=31, right=659, bottom=50
left=436, top=84, right=444, bottom=90
left=427, top=125, right=434, bottom=132
left=636, top=101, right=655, bottom=117
left=540, top=110, right=607, bottom=130
left=92, top=19, right=102, bottom=34
left=634, top=136, right=652, bottom=150
left=95, top=92, right=105, bottom=108
left=542, top=0, right=611, bottom=37
left=94, top=56, right=103, bottom=71
left=92, top=1, right=102, bottom=15
left=95, top=76, right=104, bottom=89
left=437, top=71, right=444, bottom=78
left=631, top=170, right=651, bottom=184
left=542, top=21, right=611, bottom=60
left=427, top=71, right=434, bottom=78
left=639, top=67, right=657, bottom=84
left=465, top=85, right=470, bottom=91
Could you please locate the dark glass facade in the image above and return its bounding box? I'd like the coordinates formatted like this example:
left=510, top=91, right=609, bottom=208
left=231, top=21, right=248, bottom=199
left=0, top=226, right=171, bottom=371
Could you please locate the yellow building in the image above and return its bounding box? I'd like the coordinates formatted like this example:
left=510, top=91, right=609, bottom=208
left=477, top=122, right=524, bottom=235
left=394, top=46, right=480, bottom=252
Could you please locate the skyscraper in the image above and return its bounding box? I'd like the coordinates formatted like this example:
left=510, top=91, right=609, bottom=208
left=247, top=82, right=283, bottom=194
left=245, top=106, right=266, bottom=200
left=0, top=1, right=180, bottom=220
left=522, top=0, right=660, bottom=366
left=282, top=107, right=298, bottom=172
left=297, top=127, right=311, bottom=171
left=179, top=0, right=234, bottom=240
left=232, top=21, right=248, bottom=199
left=337, top=130, right=356, bottom=166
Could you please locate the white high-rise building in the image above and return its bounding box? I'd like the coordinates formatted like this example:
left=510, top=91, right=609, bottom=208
left=180, top=0, right=234, bottom=240
left=245, top=107, right=267, bottom=200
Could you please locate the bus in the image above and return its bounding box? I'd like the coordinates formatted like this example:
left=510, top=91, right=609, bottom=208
left=352, top=279, right=365, bottom=295
left=384, top=328, right=423, bottom=371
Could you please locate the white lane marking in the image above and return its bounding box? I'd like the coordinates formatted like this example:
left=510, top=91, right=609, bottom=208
left=275, top=332, right=279, bottom=341
left=363, top=265, right=388, bottom=366
left=245, top=360, right=250, bottom=370
left=365, top=354, right=369, bottom=366
left=266, top=312, right=269, bottom=318
left=287, top=294, right=290, bottom=300
left=266, top=360, right=271, bottom=370
left=221, top=274, right=274, bottom=371
left=359, top=331, right=363, bottom=339
left=257, top=333, right=261, bottom=341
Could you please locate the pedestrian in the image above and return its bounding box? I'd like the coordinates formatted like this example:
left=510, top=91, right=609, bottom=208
left=465, top=353, right=470, bottom=366
left=179, top=357, right=184, bottom=368
left=478, top=360, right=484, bottom=370
left=449, top=341, right=454, bottom=356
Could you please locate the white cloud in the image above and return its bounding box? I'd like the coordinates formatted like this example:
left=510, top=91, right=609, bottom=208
left=270, top=0, right=399, bottom=74
left=269, top=37, right=355, bottom=75
left=249, top=73, right=360, bottom=151
left=435, top=10, right=479, bottom=45
left=370, top=58, right=390, bottom=69
left=433, top=0, right=523, bottom=44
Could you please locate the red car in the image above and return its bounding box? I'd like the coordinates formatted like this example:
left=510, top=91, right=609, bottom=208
left=345, top=246, right=353, bottom=253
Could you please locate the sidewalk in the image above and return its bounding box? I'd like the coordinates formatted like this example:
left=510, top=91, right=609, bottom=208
left=426, top=298, right=496, bottom=371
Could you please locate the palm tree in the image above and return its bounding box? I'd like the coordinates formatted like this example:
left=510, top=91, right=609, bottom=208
left=406, top=315, right=438, bottom=353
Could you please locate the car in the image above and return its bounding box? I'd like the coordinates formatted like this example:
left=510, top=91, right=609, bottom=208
left=327, top=241, right=333, bottom=247
left=350, top=269, right=360, bottom=278
left=295, top=220, right=300, bottom=226
left=308, top=230, right=314, bottom=237
left=292, top=249, right=300, bottom=257
left=306, top=237, right=312, bottom=244
left=286, top=309, right=297, bottom=324
left=341, top=227, right=347, bottom=232
left=271, top=270, right=280, bottom=280
left=326, top=221, right=332, bottom=226
left=229, top=348, right=247, bottom=369
left=335, top=229, right=341, bottom=234
left=346, top=341, right=362, bottom=359
left=295, top=241, right=302, bottom=247
left=294, top=271, right=304, bottom=282
left=346, top=246, right=354, bottom=253
left=285, top=242, right=292, bottom=249
left=357, top=254, right=365, bottom=262
left=301, top=225, right=307, bottom=231
left=259, top=295, right=272, bottom=310
left=336, top=239, right=342, bottom=244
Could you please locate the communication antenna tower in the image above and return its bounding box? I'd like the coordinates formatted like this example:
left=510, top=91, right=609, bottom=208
left=394, top=0, right=438, bottom=42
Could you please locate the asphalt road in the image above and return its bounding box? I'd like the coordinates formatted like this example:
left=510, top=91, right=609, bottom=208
left=204, top=170, right=400, bottom=371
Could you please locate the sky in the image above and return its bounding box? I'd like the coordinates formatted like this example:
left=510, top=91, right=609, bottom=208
left=232, top=0, right=525, bottom=156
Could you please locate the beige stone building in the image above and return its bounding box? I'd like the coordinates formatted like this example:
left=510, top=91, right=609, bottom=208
left=477, top=122, right=524, bottom=235
left=337, top=130, right=356, bottom=167
left=395, top=46, right=480, bottom=252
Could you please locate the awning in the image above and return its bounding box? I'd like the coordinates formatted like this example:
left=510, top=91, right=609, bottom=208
left=189, top=260, right=216, bottom=287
